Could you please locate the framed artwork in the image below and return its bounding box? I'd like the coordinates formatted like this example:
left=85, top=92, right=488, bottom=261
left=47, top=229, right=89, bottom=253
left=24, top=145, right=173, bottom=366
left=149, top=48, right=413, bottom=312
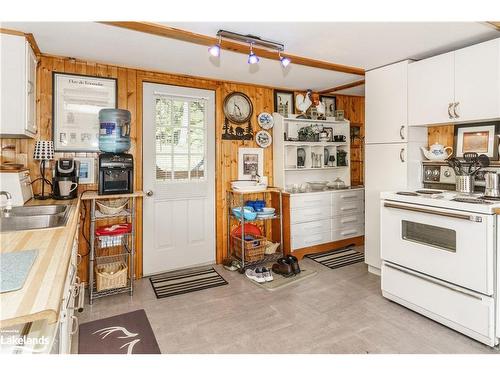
left=238, top=147, right=264, bottom=180
left=320, top=95, right=336, bottom=117
left=454, top=122, right=500, bottom=159
left=323, top=127, right=334, bottom=142
left=274, top=90, right=295, bottom=116
left=53, top=72, right=117, bottom=152
left=74, top=157, right=96, bottom=184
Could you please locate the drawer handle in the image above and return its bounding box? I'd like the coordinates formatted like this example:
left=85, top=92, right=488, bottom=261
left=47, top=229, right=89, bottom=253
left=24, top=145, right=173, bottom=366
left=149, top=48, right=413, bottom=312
left=341, top=229, right=357, bottom=236
left=340, top=206, right=357, bottom=211
left=340, top=194, right=357, bottom=199
left=341, top=218, right=357, bottom=224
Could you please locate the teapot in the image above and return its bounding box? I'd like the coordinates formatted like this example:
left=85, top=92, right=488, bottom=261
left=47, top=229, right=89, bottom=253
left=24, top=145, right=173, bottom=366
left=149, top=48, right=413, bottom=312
left=420, top=143, right=453, bottom=160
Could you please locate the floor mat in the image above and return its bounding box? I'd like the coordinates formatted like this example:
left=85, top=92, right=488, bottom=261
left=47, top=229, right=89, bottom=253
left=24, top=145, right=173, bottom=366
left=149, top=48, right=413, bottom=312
left=78, top=309, right=161, bottom=354
left=246, top=267, right=317, bottom=290
left=149, top=266, right=228, bottom=299
left=305, top=246, right=364, bottom=270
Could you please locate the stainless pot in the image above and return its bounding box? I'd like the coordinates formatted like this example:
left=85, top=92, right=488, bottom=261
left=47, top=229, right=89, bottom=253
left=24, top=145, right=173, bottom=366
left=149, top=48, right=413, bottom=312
left=484, top=172, right=500, bottom=197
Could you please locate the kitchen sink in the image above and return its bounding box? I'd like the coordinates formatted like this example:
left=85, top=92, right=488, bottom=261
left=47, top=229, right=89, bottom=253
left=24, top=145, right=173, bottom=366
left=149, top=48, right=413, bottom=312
left=0, top=205, right=71, bottom=232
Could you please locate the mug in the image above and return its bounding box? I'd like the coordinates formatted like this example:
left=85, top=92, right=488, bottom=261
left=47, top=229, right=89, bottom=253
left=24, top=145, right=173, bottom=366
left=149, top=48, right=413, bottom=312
left=59, top=180, right=78, bottom=196
left=334, top=135, right=346, bottom=142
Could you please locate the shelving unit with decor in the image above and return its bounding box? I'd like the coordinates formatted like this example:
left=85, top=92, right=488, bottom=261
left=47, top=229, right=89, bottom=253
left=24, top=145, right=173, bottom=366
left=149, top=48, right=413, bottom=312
left=273, top=113, right=351, bottom=190
left=81, top=191, right=143, bottom=304
left=226, top=188, right=283, bottom=272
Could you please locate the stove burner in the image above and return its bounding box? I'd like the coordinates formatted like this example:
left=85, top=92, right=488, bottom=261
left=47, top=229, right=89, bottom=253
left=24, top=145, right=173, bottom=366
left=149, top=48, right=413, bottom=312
left=415, top=189, right=444, bottom=195
left=396, top=191, right=419, bottom=196
left=452, top=197, right=493, bottom=205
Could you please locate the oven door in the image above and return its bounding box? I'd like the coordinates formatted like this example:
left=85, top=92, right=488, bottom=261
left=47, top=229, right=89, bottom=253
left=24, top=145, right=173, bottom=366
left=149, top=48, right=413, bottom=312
left=381, top=200, right=494, bottom=295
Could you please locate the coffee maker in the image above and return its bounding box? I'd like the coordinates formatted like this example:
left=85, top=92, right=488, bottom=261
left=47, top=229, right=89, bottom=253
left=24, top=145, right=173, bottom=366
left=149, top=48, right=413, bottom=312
left=53, top=158, right=80, bottom=200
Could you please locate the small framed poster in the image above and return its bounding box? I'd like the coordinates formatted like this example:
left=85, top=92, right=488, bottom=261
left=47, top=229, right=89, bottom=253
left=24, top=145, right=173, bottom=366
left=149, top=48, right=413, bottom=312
left=454, top=122, right=500, bottom=159
left=320, top=95, right=336, bottom=117
left=53, top=72, right=117, bottom=152
left=274, top=90, right=295, bottom=116
left=74, top=157, right=96, bottom=184
left=238, top=147, right=264, bottom=180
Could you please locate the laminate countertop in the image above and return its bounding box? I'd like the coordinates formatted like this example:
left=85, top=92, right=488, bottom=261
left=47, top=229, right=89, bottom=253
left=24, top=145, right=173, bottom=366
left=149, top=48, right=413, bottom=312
left=0, top=198, right=80, bottom=328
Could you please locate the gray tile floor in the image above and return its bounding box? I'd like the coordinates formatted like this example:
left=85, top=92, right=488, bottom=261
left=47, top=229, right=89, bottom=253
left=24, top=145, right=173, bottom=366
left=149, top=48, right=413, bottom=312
left=74, top=259, right=498, bottom=354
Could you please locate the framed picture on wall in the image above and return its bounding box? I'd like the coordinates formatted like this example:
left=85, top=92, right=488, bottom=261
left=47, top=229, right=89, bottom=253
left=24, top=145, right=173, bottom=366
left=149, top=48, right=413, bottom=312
left=238, top=147, right=264, bottom=180
left=454, top=122, right=500, bottom=159
left=274, top=90, right=295, bottom=116
left=73, top=157, right=96, bottom=184
left=53, top=72, right=117, bottom=152
left=319, top=95, right=337, bottom=117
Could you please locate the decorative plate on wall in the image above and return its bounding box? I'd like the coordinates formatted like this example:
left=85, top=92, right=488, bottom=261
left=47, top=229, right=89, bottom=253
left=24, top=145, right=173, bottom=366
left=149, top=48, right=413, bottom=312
left=256, top=130, right=272, bottom=148
left=257, top=112, right=274, bottom=129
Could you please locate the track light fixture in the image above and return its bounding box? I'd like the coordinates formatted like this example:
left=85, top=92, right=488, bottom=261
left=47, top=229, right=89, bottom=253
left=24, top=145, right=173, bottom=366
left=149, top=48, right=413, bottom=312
left=207, top=29, right=290, bottom=67
left=247, top=44, right=259, bottom=64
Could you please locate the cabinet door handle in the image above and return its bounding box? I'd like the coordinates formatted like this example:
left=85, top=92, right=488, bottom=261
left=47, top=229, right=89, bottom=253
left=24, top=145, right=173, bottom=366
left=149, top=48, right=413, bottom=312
left=400, top=148, right=405, bottom=163
left=341, top=217, right=357, bottom=224
left=448, top=103, right=454, bottom=119
left=70, top=315, right=79, bottom=335
left=399, top=125, right=405, bottom=140
left=340, top=206, right=357, bottom=211
left=340, top=194, right=357, bottom=199
left=453, top=102, right=460, bottom=118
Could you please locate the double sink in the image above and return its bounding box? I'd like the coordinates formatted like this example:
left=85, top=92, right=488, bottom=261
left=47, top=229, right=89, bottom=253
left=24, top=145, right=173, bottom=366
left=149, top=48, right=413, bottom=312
left=0, top=205, right=71, bottom=232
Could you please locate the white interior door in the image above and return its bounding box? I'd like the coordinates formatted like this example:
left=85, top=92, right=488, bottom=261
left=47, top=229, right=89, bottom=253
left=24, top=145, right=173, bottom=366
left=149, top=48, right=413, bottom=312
left=143, top=83, right=215, bottom=275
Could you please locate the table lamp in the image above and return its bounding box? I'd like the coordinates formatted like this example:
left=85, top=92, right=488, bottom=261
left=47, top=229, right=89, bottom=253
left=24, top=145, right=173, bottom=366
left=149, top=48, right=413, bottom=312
left=33, top=140, right=54, bottom=199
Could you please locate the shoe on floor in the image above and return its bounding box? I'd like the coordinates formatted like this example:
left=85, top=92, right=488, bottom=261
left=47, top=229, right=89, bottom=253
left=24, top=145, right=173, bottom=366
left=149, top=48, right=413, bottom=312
left=245, top=268, right=266, bottom=283
left=286, top=255, right=301, bottom=274
left=261, top=267, right=273, bottom=282
left=272, top=259, right=294, bottom=277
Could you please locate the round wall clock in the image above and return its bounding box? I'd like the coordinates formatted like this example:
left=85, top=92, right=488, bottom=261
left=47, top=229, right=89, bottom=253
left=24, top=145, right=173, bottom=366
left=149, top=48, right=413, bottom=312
left=223, top=92, right=253, bottom=124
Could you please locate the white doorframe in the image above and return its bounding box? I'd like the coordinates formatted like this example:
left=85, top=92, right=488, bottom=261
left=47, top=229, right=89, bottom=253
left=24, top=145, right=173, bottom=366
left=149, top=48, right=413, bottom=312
left=142, top=83, right=216, bottom=275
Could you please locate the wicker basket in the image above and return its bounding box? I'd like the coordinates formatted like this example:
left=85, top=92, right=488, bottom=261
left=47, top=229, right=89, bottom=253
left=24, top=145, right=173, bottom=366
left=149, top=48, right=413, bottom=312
left=95, top=260, right=128, bottom=291
left=232, top=234, right=265, bottom=262
left=96, top=199, right=128, bottom=215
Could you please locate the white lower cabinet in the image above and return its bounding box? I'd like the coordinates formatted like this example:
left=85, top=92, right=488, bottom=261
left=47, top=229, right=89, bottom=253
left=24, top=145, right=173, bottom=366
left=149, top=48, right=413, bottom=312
left=290, top=189, right=364, bottom=251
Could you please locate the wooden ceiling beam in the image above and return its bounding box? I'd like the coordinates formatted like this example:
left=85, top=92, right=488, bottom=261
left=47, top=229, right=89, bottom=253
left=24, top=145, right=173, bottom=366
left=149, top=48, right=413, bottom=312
left=486, top=21, right=500, bottom=31
left=319, top=79, right=365, bottom=94
left=98, top=21, right=365, bottom=76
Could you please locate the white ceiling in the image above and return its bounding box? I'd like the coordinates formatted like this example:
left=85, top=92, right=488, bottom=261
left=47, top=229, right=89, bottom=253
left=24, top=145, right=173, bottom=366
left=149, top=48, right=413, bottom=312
left=2, top=22, right=499, bottom=95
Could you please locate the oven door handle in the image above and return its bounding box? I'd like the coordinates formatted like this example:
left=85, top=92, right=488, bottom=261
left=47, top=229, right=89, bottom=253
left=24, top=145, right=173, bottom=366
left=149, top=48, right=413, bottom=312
left=383, top=202, right=483, bottom=222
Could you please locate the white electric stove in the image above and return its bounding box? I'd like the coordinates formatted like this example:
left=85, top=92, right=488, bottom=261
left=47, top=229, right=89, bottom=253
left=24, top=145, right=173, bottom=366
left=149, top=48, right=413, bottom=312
left=380, top=188, right=499, bottom=347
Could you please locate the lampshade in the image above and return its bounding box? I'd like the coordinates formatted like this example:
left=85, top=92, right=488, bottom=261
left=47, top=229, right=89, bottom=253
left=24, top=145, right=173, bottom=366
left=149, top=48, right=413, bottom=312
left=33, top=140, right=54, bottom=160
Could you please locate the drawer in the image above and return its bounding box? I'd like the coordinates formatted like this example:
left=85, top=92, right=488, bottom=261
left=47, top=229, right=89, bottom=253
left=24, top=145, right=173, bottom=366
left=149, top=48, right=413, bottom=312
left=382, top=262, right=496, bottom=346
left=291, top=205, right=331, bottom=224
left=332, top=190, right=364, bottom=205
left=333, top=199, right=364, bottom=215
left=291, top=219, right=331, bottom=237
left=290, top=193, right=331, bottom=209
left=332, top=224, right=364, bottom=241
left=292, top=230, right=331, bottom=251
left=332, top=213, right=365, bottom=230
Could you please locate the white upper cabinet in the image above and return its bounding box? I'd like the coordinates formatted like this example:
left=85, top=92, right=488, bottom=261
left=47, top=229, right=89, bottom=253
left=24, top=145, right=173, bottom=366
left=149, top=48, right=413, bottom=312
left=454, top=38, right=500, bottom=123
left=365, top=60, right=409, bottom=144
left=408, top=52, right=455, bottom=126
left=408, top=37, right=500, bottom=126
left=0, top=33, right=38, bottom=138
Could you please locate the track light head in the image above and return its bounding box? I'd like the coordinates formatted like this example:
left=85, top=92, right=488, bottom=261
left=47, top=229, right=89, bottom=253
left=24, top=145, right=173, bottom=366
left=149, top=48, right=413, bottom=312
left=208, top=44, right=221, bottom=57
left=279, top=53, right=291, bottom=68
left=247, top=44, right=259, bottom=64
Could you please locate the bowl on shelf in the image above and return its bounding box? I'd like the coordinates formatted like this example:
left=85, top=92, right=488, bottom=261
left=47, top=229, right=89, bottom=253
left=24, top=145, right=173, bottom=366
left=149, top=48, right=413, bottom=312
left=231, top=180, right=268, bottom=192
left=328, top=178, right=347, bottom=190
left=232, top=206, right=258, bottom=221
left=307, top=181, right=328, bottom=191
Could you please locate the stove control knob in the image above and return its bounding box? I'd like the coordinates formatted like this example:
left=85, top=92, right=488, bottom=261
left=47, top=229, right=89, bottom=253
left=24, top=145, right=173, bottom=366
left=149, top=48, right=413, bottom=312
left=425, top=169, right=432, bottom=179
left=443, top=170, right=451, bottom=177
left=432, top=169, right=440, bottom=177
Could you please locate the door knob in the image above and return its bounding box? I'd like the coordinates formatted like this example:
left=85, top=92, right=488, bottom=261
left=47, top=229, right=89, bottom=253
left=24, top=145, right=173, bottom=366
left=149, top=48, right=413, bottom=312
left=146, top=190, right=154, bottom=197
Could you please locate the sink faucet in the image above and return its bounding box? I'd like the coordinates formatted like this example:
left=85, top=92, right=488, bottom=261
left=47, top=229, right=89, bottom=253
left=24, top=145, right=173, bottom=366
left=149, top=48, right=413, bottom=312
left=0, top=191, right=12, bottom=216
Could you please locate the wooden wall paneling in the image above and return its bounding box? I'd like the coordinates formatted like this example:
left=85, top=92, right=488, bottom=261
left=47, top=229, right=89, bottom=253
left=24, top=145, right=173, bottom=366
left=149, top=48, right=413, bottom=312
left=428, top=125, right=454, bottom=148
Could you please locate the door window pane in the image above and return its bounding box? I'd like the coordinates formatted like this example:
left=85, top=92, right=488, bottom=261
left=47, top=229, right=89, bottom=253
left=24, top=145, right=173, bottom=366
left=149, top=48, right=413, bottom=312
left=155, top=96, right=206, bottom=182
left=402, top=220, right=456, bottom=252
